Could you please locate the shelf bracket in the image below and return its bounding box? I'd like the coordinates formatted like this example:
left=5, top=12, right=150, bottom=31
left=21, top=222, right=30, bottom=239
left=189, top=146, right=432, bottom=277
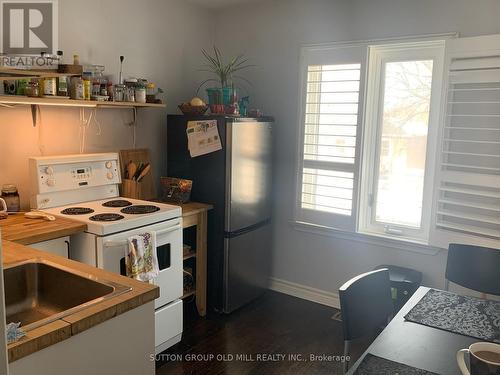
left=131, top=106, right=137, bottom=126
left=31, top=104, right=39, bottom=127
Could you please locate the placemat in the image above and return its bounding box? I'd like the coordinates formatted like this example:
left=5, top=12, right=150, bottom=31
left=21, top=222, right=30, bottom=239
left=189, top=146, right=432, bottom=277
left=353, top=353, right=439, bottom=375
left=405, top=289, right=500, bottom=343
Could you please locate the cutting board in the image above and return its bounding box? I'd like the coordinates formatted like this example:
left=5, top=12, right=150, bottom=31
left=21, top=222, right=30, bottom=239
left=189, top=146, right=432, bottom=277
left=119, top=149, right=156, bottom=200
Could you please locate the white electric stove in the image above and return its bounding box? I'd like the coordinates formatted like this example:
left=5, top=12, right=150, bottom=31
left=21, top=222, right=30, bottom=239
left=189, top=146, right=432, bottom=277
left=42, top=197, right=181, bottom=236
left=29, top=152, right=184, bottom=354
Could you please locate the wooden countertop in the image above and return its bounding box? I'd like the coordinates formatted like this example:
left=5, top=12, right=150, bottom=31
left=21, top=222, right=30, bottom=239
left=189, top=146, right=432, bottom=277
left=177, top=202, right=213, bottom=217
left=0, top=213, right=87, bottom=245
left=2, top=240, right=159, bottom=363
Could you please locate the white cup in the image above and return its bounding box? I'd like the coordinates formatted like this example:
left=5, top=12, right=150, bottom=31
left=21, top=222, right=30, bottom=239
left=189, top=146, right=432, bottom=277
left=457, top=342, right=500, bottom=375
left=0, top=198, right=7, bottom=214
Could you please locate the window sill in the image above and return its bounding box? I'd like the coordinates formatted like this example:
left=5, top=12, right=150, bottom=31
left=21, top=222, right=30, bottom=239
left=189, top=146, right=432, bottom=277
left=291, top=220, right=444, bottom=256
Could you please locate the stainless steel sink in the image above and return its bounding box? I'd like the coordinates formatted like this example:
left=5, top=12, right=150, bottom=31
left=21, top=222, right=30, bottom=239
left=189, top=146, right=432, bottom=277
left=4, top=258, right=132, bottom=331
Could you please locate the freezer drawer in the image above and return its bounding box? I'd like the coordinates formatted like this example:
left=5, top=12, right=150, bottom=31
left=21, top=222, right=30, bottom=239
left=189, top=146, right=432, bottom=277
left=223, top=222, right=272, bottom=313
left=225, top=121, right=273, bottom=232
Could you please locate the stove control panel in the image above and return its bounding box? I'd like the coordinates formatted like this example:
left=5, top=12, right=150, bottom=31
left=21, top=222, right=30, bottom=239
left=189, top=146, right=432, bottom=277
left=71, top=166, right=92, bottom=182
left=29, top=153, right=121, bottom=195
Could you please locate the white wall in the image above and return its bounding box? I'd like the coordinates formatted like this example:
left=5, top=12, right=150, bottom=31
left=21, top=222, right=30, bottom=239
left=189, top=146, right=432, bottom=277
left=0, top=0, right=214, bottom=210
left=213, top=0, right=500, bottom=298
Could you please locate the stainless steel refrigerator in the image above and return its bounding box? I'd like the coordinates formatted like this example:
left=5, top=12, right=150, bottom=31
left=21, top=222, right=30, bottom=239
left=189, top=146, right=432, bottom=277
left=167, top=115, right=274, bottom=313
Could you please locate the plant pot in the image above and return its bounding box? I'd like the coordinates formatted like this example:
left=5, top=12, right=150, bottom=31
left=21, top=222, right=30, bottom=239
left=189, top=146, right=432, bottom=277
left=206, top=87, right=237, bottom=107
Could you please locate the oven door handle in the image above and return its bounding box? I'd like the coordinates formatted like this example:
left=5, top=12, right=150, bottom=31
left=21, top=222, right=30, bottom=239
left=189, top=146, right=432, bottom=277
left=155, top=224, right=182, bottom=236
left=103, top=224, right=182, bottom=248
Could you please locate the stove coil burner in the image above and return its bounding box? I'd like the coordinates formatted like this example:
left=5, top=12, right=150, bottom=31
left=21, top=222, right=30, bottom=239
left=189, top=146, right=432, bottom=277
left=102, top=199, right=133, bottom=208
left=61, top=207, right=95, bottom=215
left=120, top=205, right=160, bottom=215
left=89, top=213, right=125, bottom=222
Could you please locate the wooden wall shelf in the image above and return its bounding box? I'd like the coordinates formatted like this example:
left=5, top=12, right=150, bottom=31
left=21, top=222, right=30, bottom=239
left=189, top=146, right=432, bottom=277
left=0, top=68, right=78, bottom=80
left=0, top=95, right=166, bottom=108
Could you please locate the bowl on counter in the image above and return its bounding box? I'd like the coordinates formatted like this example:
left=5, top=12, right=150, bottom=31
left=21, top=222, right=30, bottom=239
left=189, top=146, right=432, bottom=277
left=178, top=103, right=208, bottom=115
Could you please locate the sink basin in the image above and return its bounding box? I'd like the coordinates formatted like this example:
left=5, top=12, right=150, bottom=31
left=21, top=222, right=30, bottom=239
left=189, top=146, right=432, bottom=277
left=4, top=259, right=131, bottom=332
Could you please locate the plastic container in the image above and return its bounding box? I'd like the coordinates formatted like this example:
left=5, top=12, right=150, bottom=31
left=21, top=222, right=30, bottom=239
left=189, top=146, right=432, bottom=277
left=1, top=184, right=20, bottom=212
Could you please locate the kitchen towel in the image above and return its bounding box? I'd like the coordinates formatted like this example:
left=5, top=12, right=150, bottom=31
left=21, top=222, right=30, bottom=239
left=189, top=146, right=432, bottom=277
left=6, top=322, right=26, bottom=344
left=126, top=231, right=159, bottom=282
left=353, top=353, right=439, bottom=375
left=405, top=289, right=500, bottom=343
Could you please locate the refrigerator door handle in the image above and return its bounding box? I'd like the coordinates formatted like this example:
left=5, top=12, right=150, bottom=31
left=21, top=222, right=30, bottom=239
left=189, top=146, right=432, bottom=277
left=224, top=121, right=233, bottom=232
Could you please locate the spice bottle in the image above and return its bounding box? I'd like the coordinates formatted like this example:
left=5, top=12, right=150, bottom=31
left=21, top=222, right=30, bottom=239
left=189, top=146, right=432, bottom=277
left=25, top=80, right=40, bottom=97
left=107, top=81, right=113, bottom=101
left=1, top=184, right=20, bottom=212
left=146, top=83, right=156, bottom=103
left=71, top=77, right=84, bottom=100
left=43, top=77, right=57, bottom=96
left=57, top=76, right=68, bottom=96
left=83, top=78, right=91, bottom=100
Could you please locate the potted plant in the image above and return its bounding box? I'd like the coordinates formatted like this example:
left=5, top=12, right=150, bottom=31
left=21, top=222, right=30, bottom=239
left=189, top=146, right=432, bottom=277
left=197, top=46, right=253, bottom=114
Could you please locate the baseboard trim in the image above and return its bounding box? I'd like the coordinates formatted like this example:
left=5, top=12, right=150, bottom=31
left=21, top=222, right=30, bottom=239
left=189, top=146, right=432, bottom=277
left=268, top=277, right=340, bottom=309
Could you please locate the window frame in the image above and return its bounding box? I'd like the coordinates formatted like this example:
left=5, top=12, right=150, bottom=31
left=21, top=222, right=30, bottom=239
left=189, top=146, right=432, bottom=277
left=358, top=41, right=446, bottom=243
left=294, top=34, right=456, bottom=245
left=294, top=42, right=368, bottom=232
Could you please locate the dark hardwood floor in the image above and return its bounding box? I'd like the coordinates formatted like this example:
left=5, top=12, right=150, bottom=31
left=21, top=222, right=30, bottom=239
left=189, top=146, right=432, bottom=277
left=156, top=291, right=371, bottom=375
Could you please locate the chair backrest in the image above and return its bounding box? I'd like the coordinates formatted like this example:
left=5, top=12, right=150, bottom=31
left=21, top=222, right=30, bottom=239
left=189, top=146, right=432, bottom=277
left=446, top=243, right=500, bottom=296
left=339, top=269, right=393, bottom=341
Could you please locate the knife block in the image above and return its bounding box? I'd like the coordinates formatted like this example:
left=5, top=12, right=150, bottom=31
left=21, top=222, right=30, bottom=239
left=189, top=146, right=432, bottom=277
left=121, top=179, right=144, bottom=200
left=119, top=149, right=156, bottom=200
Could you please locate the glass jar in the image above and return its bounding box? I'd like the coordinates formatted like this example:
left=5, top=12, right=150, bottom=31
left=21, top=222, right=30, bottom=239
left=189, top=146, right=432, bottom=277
left=124, top=86, right=135, bottom=102
left=146, top=83, right=156, bottom=103
left=43, top=77, right=57, bottom=96
left=1, top=184, right=20, bottom=212
left=135, top=87, right=146, bottom=103
left=25, top=80, right=40, bottom=97
left=70, top=77, right=84, bottom=100
left=113, top=84, right=125, bottom=102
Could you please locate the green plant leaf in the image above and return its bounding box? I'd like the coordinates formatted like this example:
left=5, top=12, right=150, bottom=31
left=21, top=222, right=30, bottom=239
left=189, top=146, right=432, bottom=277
left=196, top=78, right=220, bottom=95
left=233, top=75, right=253, bottom=87
left=200, top=46, right=254, bottom=89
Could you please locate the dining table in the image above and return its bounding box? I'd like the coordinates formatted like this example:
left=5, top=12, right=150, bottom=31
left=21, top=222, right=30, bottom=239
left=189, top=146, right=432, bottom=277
left=346, top=286, right=491, bottom=375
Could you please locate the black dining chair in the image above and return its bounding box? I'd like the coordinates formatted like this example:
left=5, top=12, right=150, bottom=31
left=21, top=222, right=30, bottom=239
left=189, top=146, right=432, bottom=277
left=338, top=269, right=393, bottom=374
left=445, top=243, right=500, bottom=297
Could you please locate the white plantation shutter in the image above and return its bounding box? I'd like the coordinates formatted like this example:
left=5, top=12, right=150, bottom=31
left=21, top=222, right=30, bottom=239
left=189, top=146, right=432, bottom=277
left=431, top=34, right=500, bottom=248
left=297, top=45, right=366, bottom=230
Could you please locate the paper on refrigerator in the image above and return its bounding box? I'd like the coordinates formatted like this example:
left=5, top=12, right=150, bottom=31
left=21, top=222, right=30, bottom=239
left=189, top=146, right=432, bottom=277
left=186, top=120, right=222, bottom=157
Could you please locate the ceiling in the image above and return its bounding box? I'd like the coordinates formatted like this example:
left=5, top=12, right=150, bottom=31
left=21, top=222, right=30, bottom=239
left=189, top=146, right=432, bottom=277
left=186, top=0, right=260, bottom=9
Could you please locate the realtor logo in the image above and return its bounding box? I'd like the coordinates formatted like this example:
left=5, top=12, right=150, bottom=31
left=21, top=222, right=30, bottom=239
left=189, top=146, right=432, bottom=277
left=0, top=0, right=58, bottom=54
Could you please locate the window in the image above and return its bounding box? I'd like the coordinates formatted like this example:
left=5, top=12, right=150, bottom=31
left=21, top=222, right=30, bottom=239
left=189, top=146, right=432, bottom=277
left=359, top=42, right=445, bottom=242
left=301, top=64, right=361, bottom=217
left=296, top=44, right=366, bottom=231
left=296, top=39, right=446, bottom=243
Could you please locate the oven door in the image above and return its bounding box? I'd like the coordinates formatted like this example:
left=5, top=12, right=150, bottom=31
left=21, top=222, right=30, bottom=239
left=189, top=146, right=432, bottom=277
left=96, top=218, right=183, bottom=309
